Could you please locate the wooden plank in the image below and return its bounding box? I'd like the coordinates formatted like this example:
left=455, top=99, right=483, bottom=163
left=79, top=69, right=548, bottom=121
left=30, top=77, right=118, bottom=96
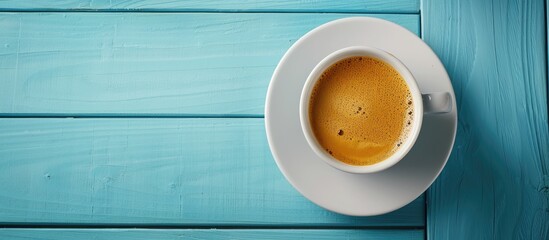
left=423, top=0, right=549, bottom=239
left=0, top=13, right=419, bottom=115
left=0, top=0, right=419, bottom=13
left=0, top=118, right=425, bottom=226
left=0, top=229, right=424, bottom=240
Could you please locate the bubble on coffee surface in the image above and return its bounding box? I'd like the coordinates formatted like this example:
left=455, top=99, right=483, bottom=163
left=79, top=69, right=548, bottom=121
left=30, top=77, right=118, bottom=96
left=309, top=56, right=414, bottom=166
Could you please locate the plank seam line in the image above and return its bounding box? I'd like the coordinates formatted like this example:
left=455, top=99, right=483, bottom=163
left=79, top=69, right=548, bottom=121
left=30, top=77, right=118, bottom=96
left=546, top=0, right=549, bottom=124
left=0, top=10, right=419, bottom=14
left=419, top=2, right=427, bottom=239
left=0, top=225, right=425, bottom=230
left=0, top=114, right=264, bottom=119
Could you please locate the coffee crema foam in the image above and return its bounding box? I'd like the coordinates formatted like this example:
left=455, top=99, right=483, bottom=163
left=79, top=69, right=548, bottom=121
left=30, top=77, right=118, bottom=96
left=309, top=56, right=414, bottom=166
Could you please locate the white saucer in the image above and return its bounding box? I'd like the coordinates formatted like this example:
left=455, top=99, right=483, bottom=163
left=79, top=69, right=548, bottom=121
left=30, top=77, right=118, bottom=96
left=265, top=17, right=457, bottom=216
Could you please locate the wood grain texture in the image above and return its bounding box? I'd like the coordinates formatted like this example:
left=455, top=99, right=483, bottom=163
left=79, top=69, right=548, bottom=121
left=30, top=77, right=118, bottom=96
left=0, top=229, right=424, bottom=240
left=0, top=0, right=419, bottom=13
left=423, top=0, right=549, bottom=239
left=0, top=118, right=424, bottom=226
left=0, top=13, right=419, bottom=115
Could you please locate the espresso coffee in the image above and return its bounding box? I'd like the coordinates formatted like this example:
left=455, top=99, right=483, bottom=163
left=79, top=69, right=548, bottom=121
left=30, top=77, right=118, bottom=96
left=309, top=56, right=413, bottom=166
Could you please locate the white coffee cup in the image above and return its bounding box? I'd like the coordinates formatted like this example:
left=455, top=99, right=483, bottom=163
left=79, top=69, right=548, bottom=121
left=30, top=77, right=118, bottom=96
left=299, top=46, right=451, bottom=174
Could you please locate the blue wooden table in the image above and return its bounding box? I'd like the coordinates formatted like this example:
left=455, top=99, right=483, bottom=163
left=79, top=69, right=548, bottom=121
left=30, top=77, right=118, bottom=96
left=0, top=1, right=547, bottom=239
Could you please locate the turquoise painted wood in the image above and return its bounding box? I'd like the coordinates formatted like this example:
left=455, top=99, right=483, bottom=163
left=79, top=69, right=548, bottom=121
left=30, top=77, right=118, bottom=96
left=0, top=118, right=424, bottom=226
left=0, top=0, right=419, bottom=13
left=0, top=13, right=419, bottom=115
left=0, top=229, right=423, bottom=240
left=423, top=0, right=549, bottom=239
left=3, top=0, right=547, bottom=238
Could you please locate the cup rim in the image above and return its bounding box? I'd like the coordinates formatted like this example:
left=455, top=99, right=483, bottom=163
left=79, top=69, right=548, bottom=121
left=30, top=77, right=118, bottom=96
left=299, top=46, right=424, bottom=174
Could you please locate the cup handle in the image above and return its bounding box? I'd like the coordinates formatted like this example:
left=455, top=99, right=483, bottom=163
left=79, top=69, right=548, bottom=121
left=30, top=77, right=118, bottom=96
left=422, top=92, right=452, bottom=114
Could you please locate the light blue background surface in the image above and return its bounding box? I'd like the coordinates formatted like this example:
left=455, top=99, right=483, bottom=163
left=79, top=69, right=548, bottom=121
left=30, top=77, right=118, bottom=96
left=0, top=0, right=547, bottom=239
